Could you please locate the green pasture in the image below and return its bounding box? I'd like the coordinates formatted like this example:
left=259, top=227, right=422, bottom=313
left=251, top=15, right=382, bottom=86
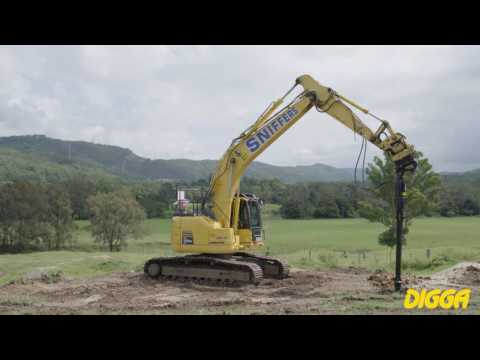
left=0, top=206, right=479, bottom=285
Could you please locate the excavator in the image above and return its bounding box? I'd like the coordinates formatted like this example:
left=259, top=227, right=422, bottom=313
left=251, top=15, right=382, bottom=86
left=144, top=74, right=417, bottom=285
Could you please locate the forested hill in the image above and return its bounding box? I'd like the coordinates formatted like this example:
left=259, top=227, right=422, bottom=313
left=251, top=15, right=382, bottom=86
left=0, top=135, right=354, bottom=183
left=442, top=169, right=480, bottom=185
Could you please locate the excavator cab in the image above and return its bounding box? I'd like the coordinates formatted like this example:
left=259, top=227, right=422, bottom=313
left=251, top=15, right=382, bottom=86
left=236, top=193, right=263, bottom=243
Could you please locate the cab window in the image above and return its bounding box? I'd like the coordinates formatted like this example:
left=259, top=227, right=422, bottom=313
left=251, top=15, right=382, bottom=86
left=238, top=200, right=250, bottom=229
left=249, top=201, right=261, bottom=228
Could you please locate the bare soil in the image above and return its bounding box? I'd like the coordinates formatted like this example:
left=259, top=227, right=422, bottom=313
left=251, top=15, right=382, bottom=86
left=416, top=262, right=480, bottom=289
left=1, top=264, right=478, bottom=315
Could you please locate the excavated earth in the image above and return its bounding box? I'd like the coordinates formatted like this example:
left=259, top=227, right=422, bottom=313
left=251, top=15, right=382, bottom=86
left=0, top=264, right=479, bottom=315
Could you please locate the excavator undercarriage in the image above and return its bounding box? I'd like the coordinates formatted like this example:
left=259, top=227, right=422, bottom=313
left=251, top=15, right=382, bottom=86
left=144, top=253, right=289, bottom=285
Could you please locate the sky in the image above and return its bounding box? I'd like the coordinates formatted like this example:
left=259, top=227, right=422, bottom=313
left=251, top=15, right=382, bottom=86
left=0, top=45, right=479, bottom=172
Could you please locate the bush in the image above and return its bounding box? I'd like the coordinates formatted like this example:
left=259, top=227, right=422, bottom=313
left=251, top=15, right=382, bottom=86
left=313, top=201, right=340, bottom=218
left=280, top=199, right=304, bottom=219
left=87, top=190, right=146, bottom=252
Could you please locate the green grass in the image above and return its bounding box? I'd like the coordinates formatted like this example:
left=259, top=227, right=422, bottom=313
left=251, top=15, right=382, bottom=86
left=0, top=219, right=174, bottom=286
left=263, top=216, right=480, bottom=273
left=1, top=214, right=479, bottom=285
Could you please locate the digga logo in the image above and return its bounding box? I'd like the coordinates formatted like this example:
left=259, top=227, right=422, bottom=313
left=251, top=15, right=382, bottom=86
left=403, top=288, right=471, bottom=310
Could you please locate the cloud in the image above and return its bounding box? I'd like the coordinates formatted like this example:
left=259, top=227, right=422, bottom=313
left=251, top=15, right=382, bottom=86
left=0, top=45, right=478, bottom=171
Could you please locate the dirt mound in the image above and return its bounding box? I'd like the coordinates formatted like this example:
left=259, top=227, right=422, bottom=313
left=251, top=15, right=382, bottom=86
left=408, top=262, right=480, bottom=290
left=461, top=265, right=480, bottom=285
left=439, top=263, right=480, bottom=286
left=367, top=270, right=419, bottom=292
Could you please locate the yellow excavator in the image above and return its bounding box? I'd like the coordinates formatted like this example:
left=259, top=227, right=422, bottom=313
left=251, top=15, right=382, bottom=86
left=144, top=74, right=417, bottom=284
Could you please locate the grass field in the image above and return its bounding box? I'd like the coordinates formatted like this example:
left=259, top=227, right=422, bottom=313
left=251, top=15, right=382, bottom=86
left=0, top=206, right=479, bottom=286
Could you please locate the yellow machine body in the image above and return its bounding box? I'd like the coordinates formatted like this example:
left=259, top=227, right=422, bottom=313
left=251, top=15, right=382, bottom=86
left=171, top=215, right=264, bottom=254
left=171, top=194, right=264, bottom=253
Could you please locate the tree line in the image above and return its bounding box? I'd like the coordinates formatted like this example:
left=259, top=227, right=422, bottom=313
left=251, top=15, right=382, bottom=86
left=2, top=162, right=477, bottom=227
left=0, top=181, right=148, bottom=253
left=243, top=176, right=479, bottom=220
left=0, top=177, right=180, bottom=253
left=62, top=178, right=176, bottom=220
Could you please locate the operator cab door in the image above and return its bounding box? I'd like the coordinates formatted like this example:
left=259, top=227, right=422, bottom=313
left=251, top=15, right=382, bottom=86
left=235, top=197, right=263, bottom=242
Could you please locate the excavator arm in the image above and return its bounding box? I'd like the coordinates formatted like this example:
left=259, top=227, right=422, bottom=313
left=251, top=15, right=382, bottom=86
left=204, top=74, right=417, bottom=228
left=296, top=75, right=416, bottom=172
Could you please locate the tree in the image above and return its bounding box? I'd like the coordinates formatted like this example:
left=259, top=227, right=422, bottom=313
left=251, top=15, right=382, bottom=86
left=132, top=182, right=176, bottom=218
left=313, top=198, right=340, bottom=218
left=0, top=182, right=51, bottom=252
left=279, top=184, right=313, bottom=219
left=45, top=184, right=75, bottom=250
left=359, top=151, right=441, bottom=248
left=461, top=197, right=480, bottom=216
left=64, top=178, right=98, bottom=220
left=280, top=198, right=304, bottom=219
left=0, top=182, right=75, bottom=253
left=87, top=190, right=146, bottom=251
left=439, top=188, right=459, bottom=217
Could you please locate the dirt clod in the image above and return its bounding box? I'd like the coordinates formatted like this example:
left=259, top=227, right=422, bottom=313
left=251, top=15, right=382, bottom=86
left=367, top=270, right=419, bottom=292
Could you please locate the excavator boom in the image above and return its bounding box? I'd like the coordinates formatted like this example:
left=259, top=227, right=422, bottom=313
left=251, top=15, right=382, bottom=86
left=206, top=74, right=416, bottom=228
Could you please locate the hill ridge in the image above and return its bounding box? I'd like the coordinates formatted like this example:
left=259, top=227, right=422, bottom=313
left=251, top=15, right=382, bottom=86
left=1, top=134, right=478, bottom=184
left=0, top=135, right=357, bottom=183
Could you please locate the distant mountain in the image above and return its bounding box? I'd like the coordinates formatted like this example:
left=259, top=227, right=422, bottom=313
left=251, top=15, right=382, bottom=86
left=246, top=162, right=353, bottom=183
left=0, top=147, right=122, bottom=184
left=0, top=135, right=357, bottom=183
left=2, top=135, right=479, bottom=185
left=442, top=168, right=480, bottom=185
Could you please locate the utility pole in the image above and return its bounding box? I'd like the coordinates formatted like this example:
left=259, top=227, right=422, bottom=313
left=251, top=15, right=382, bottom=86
left=394, top=171, right=406, bottom=292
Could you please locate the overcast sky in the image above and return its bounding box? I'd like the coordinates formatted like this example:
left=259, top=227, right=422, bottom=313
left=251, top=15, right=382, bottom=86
left=0, top=45, right=479, bottom=172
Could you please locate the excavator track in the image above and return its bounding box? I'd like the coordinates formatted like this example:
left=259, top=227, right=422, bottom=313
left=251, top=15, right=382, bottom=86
left=144, top=255, right=263, bottom=285
left=232, top=252, right=290, bottom=279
